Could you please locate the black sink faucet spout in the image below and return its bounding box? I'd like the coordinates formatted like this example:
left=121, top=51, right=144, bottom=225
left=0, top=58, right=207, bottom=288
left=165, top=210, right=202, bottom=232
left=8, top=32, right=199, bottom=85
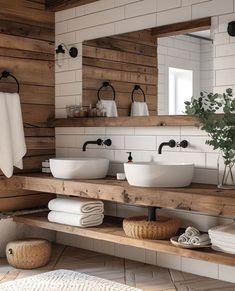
left=82, top=138, right=112, bottom=151
left=158, top=139, right=176, bottom=154
left=82, top=138, right=102, bottom=151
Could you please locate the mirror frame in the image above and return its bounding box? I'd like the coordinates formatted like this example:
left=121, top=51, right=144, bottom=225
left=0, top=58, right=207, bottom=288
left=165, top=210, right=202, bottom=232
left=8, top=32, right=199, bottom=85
left=55, top=17, right=211, bottom=127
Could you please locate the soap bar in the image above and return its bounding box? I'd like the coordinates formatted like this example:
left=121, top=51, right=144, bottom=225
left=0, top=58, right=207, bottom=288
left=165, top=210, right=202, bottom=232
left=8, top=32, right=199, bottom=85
left=117, top=173, right=126, bottom=180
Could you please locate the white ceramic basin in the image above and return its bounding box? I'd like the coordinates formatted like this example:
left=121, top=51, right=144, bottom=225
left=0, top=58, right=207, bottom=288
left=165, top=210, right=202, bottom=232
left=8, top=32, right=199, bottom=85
left=124, top=162, right=194, bottom=187
left=50, top=158, right=109, bottom=180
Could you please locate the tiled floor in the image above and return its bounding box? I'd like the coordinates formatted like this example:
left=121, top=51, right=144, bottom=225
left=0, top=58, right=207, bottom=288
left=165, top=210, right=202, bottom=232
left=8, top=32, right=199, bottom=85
left=0, top=244, right=235, bottom=291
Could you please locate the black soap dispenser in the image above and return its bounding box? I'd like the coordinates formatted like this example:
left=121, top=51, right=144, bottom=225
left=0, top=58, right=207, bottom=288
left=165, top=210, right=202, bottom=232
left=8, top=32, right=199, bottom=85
left=126, top=152, right=133, bottom=163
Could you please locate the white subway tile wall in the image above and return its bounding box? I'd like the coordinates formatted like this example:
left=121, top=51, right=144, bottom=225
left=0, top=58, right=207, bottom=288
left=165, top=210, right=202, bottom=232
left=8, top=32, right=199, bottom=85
left=55, top=0, right=235, bottom=280
left=55, top=0, right=235, bottom=184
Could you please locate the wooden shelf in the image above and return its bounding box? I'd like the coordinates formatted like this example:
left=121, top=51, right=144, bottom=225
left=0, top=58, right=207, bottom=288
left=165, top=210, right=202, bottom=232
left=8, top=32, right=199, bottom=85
left=2, top=174, right=235, bottom=217
left=13, top=212, right=235, bottom=267
left=53, top=115, right=199, bottom=127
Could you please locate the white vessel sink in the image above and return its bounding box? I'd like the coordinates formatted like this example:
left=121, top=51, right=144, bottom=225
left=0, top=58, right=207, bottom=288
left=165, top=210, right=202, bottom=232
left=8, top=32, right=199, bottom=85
left=124, top=162, right=194, bottom=187
left=50, top=158, right=109, bottom=180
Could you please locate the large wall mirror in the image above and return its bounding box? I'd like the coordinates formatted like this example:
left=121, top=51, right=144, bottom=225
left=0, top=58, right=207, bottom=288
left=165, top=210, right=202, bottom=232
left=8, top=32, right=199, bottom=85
left=82, top=17, right=212, bottom=122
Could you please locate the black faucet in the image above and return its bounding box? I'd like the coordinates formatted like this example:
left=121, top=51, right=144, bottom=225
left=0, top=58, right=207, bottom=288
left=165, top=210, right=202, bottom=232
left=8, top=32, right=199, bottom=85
left=158, top=139, right=176, bottom=154
left=82, top=138, right=112, bottom=151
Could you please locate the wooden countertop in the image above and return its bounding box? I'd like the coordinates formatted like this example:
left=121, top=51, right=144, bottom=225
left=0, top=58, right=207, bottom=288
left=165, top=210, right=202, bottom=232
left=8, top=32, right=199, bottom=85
left=2, top=174, right=235, bottom=217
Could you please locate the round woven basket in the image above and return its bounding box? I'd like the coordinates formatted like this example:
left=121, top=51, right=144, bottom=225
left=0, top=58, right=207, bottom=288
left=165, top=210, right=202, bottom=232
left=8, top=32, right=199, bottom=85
left=123, top=216, right=180, bottom=240
left=6, top=238, right=52, bottom=269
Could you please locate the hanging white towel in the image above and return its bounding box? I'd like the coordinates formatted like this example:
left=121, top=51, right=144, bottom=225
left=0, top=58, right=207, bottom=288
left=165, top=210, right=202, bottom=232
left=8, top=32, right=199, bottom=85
left=48, top=197, right=104, bottom=215
left=130, top=101, right=149, bottom=116
left=0, top=93, right=26, bottom=178
left=48, top=211, right=104, bottom=228
left=97, top=100, right=118, bottom=117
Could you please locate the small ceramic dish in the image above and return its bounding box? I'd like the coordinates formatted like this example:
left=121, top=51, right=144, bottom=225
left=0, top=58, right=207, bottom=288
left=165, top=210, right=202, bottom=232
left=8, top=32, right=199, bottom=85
left=170, top=236, right=211, bottom=249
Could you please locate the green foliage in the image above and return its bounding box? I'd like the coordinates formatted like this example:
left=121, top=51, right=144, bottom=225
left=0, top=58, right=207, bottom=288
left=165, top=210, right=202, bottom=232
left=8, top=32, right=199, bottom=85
left=185, top=89, right=235, bottom=165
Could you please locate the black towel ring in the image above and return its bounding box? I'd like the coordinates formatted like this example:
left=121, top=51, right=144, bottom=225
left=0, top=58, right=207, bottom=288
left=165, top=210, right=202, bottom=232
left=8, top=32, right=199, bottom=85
left=131, top=85, right=146, bottom=102
left=97, top=81, right=116, bottom=101
left=0, top=70, right=20, bottom=93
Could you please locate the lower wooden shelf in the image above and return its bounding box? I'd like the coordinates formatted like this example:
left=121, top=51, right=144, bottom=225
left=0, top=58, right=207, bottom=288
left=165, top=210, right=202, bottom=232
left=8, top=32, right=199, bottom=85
left=13, top=212, right=235, bottom=267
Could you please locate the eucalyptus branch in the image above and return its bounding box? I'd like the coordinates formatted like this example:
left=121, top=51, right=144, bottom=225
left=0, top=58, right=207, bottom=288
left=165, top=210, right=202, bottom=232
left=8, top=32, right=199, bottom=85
left=185, top=88, right=235, bottom=165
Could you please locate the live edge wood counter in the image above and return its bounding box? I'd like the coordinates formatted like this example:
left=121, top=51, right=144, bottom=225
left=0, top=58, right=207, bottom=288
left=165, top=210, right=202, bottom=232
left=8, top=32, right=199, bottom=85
left=2, top=174, right=235, bottom=217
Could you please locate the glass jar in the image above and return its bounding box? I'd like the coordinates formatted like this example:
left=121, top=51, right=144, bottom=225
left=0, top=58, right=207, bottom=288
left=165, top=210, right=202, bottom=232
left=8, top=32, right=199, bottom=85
left=217, top=151, right=235, bottom=189
left=66, top=105, right=75, bottom=118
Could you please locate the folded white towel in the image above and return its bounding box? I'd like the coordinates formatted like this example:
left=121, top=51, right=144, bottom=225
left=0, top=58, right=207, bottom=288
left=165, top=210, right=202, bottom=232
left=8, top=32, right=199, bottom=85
left=97, top=100, right=118, bottom=117
left=178, top=233, right=190, bottom=244
left=210, top=236, right=235, bottom=247
left=48, top=197, right=104, bottom=215
left=185, top=226, right=200, bottom=238
left=209, top=223, right=235, bottom=239
left=130, top=101, right=149, bottom=116
left=212, top=245, right=235, bottom=255
left=48, top=211, right=104, bottom=228
left=189, top=234, right=210, bottom=245
left=0, top=93, right=26, bottom=178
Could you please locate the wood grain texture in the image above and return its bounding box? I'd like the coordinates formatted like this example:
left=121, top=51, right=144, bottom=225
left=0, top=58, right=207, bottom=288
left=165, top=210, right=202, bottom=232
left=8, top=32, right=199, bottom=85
left=13, top=212, right=235, bottom=267
left=46, top=0, right=100, bottom=11
left=83, top=30, right=157, bottom=116
left=3, top=174, right=235, bottom=217
left=152, top=17, right=211, bottom=38
left=54, top=115, right=199, bottom=127
left=0, top=0, right=55, bottom=211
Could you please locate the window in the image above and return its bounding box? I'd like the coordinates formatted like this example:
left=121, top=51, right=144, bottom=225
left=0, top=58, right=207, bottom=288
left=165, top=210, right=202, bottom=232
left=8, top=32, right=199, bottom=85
left=168, top=67, right=193, bottom=115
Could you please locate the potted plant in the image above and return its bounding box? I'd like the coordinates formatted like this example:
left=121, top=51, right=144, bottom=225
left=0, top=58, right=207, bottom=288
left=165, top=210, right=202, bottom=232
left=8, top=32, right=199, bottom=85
left=185, top=88, right=235, bottom=189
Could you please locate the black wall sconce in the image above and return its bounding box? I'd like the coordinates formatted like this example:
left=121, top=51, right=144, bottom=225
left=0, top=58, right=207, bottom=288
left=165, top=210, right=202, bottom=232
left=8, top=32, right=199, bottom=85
left=55, top=43, right=78, bottom=67
left=227, top=21, right=235, bottom=36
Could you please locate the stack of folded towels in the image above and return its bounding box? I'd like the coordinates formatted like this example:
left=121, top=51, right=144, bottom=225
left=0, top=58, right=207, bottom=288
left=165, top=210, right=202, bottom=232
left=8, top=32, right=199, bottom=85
left=178, top=226, right=211, bottom=246
left=48, top=197, right=104, bottom=228
left=208, top=223, right=235, bottom=254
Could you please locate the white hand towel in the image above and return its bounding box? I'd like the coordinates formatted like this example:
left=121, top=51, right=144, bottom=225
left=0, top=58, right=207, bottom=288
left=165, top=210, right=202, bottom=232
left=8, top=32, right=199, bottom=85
left=0, top=93, right=26, bottom=178
left=185, top=226, right=200, bottom=238
left=178, top=233, right=190, bottom=244
left=48, top=197, right=104, bottom=215
left=130, top=102, right=149, bottom=116
left=48, top=211, right=104, bottom=228
left=97, top=100, right=118, bottom=117
left=189, top=234, right=210, bottom=245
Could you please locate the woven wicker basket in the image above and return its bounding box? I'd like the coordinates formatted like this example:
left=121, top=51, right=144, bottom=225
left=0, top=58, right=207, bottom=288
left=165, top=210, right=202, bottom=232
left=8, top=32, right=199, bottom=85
left=6, top=239, right=52, bottom=269
left=123, top=216, right=180, bottom=240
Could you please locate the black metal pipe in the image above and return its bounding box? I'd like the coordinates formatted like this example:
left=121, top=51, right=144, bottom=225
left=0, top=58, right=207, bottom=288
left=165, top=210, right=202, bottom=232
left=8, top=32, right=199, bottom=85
left=148, top=207, right=156, bottom=221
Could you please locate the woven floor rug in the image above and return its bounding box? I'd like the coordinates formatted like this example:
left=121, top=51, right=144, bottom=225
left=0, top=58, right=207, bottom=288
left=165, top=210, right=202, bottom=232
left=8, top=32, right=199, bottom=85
left=0, top=269, right=142, bottom=291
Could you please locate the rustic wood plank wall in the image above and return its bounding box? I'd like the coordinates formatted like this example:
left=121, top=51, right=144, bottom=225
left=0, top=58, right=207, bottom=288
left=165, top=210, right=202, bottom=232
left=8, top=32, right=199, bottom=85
left=0, top=0, right=55, bottom=211
left=83, top=30, right=158, bottom=116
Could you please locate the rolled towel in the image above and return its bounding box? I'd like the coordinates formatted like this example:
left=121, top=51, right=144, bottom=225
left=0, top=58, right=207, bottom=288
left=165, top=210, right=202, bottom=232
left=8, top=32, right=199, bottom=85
left=189, top=234, right=211, bottom=245
left=48, top=197, right=104, bottom=215
left=185, top=226, right=200, bottom=238
left=178, top=233, right=190, bottom=244
left=48, top=211, right=104, bottom=228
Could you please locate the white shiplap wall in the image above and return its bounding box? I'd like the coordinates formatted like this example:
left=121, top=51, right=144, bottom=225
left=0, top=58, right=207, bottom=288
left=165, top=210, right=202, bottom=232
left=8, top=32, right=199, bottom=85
left=55, top=0, right=235, bottom=282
